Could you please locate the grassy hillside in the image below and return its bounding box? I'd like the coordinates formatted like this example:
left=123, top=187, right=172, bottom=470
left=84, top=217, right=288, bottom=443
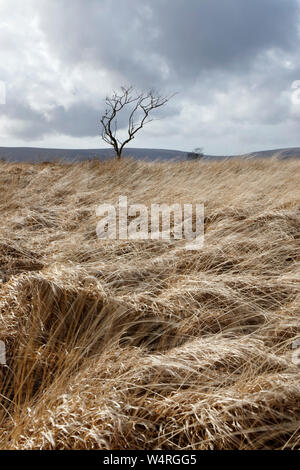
left=0, top=157, right=299, bottom=450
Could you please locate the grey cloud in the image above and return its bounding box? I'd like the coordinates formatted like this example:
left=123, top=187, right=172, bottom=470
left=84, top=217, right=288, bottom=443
left=0, top=100, right=101, bottom=140
left=151, top=0, right=300, bottom=77
left=50, top=103, right=100, bottom=137
left=39, top=0, right=300, bottom=85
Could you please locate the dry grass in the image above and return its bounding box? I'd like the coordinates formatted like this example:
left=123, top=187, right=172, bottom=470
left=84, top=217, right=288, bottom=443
left=0, top=157, right=299, bottom=450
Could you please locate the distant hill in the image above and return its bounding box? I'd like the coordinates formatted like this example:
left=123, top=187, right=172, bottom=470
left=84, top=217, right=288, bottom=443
left=0, top=147, right=188, bottom=163
left=0, top=146, right=299, bottom=163
left=242, top=147, right=300, bottom=160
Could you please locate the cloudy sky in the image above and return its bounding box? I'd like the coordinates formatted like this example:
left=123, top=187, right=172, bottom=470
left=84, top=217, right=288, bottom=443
left=1, top=0, right=300, bottom=155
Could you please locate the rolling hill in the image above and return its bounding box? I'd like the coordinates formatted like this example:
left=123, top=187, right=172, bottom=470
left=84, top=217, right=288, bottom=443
left=0, top=146, right=299, bottom=163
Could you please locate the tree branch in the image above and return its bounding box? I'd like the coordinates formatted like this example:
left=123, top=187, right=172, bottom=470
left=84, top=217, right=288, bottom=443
left=100, top=86, right=175, bottom=159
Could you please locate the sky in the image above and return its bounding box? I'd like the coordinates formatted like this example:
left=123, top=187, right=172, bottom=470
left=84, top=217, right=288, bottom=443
left=1, top=0, right=300, bottom=155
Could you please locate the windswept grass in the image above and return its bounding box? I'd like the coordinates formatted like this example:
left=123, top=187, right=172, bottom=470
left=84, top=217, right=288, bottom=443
left=0, top=157, right=299, bottom=449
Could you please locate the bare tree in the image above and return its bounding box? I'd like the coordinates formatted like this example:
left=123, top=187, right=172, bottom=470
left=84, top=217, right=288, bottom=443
left=101, top=86, right=173, bottom=160
left=187, top=147, right=204, bottom=160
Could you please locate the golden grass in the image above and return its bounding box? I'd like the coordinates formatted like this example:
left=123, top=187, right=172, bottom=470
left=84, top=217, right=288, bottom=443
left=0, top=157, right=299, bottom=450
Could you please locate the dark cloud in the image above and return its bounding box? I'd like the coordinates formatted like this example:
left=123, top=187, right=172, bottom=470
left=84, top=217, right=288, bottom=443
left=0, top=100, right=101, bottom=140
left=151, top=0, right=300, bottom=77
left=50, top=103, right=100, bottom=138
left=39, top=0, right=300, bottom=85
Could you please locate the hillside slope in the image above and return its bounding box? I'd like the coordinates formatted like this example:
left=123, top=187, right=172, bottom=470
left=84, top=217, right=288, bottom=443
left=0, top=158, right=300, bottom=450
left=0, top=146, right=299, bottom=163
left=0, top=147, right=188, bottom=162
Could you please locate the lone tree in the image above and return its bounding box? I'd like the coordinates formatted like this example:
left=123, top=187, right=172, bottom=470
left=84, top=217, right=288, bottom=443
left=187, top=147, right=204, bottom=160
left=101, top=86, right=173, bottom=160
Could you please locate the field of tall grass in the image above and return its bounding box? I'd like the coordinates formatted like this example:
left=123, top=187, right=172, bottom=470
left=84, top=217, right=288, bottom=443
left=0, top=157, right=299, bottom=450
